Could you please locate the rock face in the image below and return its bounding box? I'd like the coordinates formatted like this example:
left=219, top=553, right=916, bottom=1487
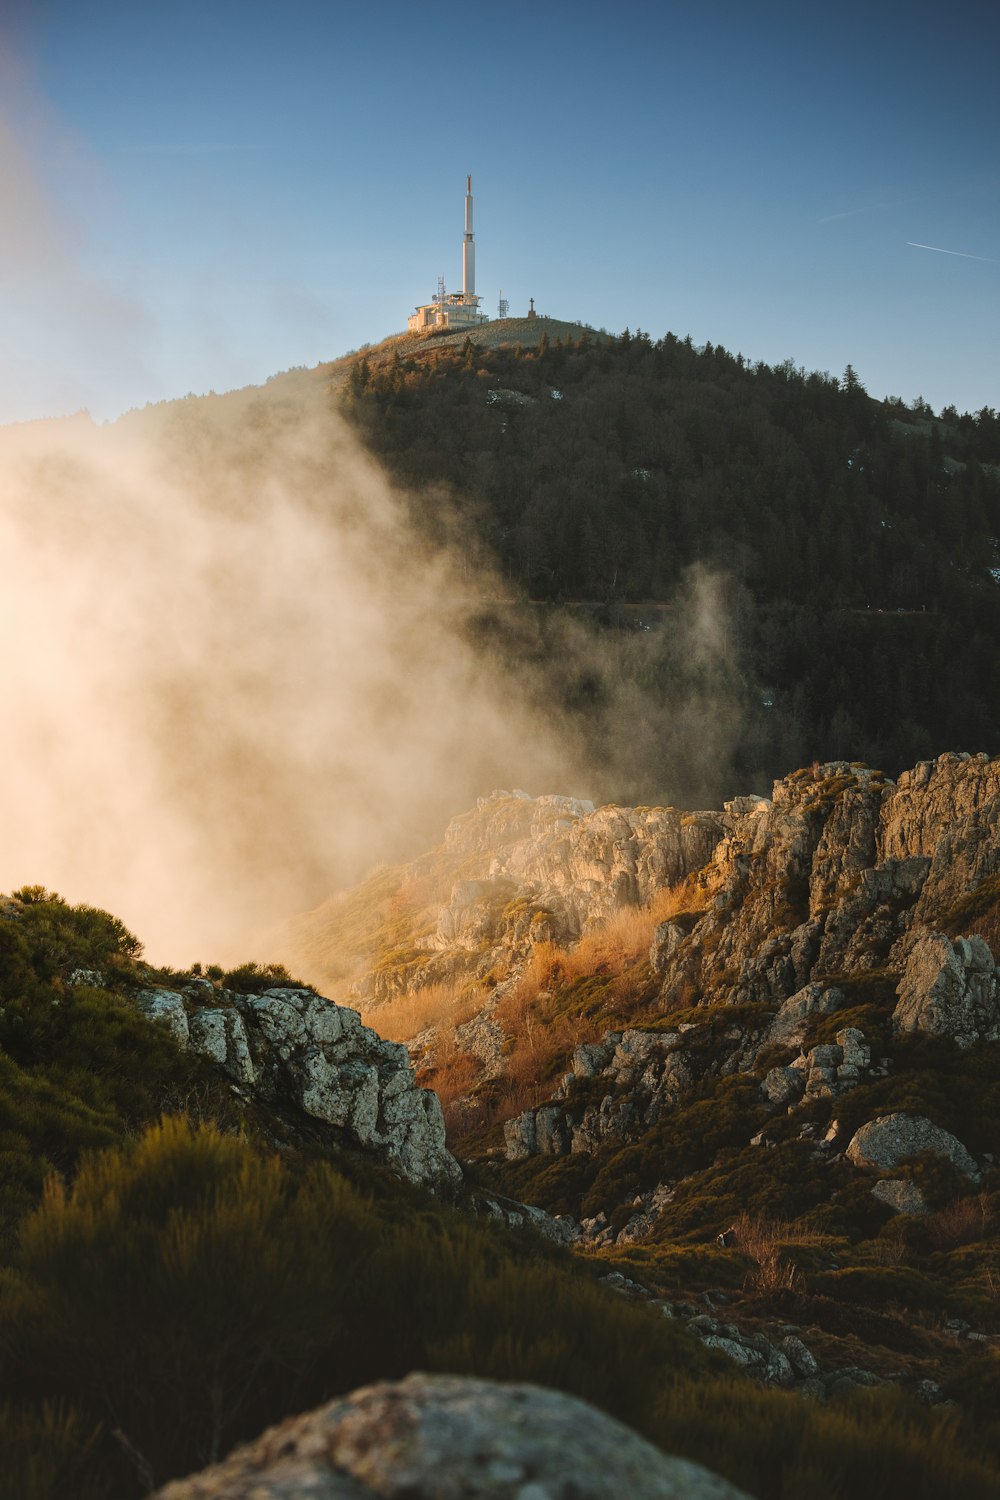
left=443, top=792, right=724, bottom=930
left=653, top=753, right=1000, bottom=1015
left=152, top=1373, right=753, bottom=1500
left=137, top=984, right=460, bottom=1189
left=504, top=1027, right=697, bottom=1160
left=295, top=753, right=1000, bottom=1037
left=281, top=755, right=1000, bottom=1193
left=136, top=988, right=190, bottom=1045
left=340, top=791, right=725, bottom=1009
left=846, top=1112, right=980, bottom=1181
left=304, top=752, right=1000, bottom=1197
left=503, top=999, right=885, bottom=1165
left=893, top=931, right=1000, bottom=1046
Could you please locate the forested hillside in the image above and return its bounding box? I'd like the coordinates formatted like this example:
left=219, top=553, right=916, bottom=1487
left=342, top=329, right=1000, bottom=791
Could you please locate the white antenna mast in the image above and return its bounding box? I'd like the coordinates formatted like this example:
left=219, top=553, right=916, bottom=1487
left=463, top=174, right=475, bottom=301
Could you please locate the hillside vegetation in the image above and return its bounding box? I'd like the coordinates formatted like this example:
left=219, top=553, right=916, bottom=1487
left=2, top=867, right=999, bottom=1500
left=279, top=758, right=1000, bottom=1497
left=5, top=329, right=1000, bottom=1498
left=340, top=328, right=1000, bottom=802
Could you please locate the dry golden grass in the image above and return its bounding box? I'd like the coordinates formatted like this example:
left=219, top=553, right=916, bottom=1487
left=869, top=1223, right=909, bottom=1266
left=928, top=1192, right=996, bottom=1250
left=484, top=875, right=720, bottom=1124
left=360, top=981, right=483, bottom=1043
left=506, top=873, right=718, bottom=1003
left=417, top=1032, right=483, bottom=1123
left=728, top=1212, right=834, bottom=1294
left=569, top=873, right=719, bottom=976
left=650, top=870, right=720, bottom=921
left=372, top=875, right=721, bottom=1137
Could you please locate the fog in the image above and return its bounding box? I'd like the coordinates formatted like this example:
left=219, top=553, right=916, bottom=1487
left=0, top=79, right=754, bottom=973
left=0, top=393, right=586, bottom=965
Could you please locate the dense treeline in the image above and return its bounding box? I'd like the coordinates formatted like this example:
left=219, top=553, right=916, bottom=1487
left=342, top=331, right=1000, bottom=790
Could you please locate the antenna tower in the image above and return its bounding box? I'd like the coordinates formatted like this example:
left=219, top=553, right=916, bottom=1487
left=498, top=289, right=509, bottom=319
left=435, top=275, right=446, bottom=307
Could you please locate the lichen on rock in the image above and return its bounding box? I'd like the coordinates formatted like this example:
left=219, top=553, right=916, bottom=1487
left=846, top=1112, right=980, bottom=1182
left=151, top=1373, right=754, bottom=1500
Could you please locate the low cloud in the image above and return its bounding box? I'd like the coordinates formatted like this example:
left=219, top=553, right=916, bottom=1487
left=0, top=393, right=585, bottom=965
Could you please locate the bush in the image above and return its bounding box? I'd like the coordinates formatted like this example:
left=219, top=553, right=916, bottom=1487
left=219, top=960, right=302, bottom=993
left=0, top=1402, right=107, bottom=1500
left=0, top=1118, right=710, bottom=1496
left=651, top=1378, right=1000, bottom=1500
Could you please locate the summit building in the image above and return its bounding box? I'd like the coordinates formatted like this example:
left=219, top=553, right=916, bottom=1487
left=408, top=177, right=487, bottom=333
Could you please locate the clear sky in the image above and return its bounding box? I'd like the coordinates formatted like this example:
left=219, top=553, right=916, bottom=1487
left=2, top=0, right=997, bottom=424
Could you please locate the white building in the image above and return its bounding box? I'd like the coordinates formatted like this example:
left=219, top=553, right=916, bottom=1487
left=408, top=176, right=488, bottom=332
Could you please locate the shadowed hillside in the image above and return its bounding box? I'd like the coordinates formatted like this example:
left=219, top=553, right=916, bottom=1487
left=335, top=326, right=1000, bottom=797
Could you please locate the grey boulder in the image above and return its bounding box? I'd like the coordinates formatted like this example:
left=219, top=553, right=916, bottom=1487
left=846, top=1112, right=979, bottom=1181
left=152, top=1373, right=754, bottom=1500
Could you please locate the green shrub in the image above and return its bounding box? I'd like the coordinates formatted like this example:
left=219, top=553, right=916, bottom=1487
left=809, top=1264, right=945, bottom=1311
left=651, top=1378, right=1000, bottom=1500
left=1, top=1119, right=384, bottom=1487
left=0, top=1402, right=107, bottom=1500
left=0, top=1118, right=710, bottom=1496
left=219, top=960, right=302, bottom=993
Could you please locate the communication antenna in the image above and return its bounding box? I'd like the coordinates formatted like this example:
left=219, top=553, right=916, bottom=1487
left=435, top=275, right=446, bottom=306
left=498, top=289, right=509, bottom=319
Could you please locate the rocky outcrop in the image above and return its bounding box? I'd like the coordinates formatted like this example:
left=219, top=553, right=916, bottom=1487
left=344, top=791, right=725, bottom=1010
left=893, top=931, right=1000, bottom=1046
left=846, top=1112, right=980, bottom=1182
left=152, top=1373, right=753, bottom=1500
left=774, top=1027, right=873, bottom=1103
left=281, top=755, right=1000, bottom=1196
left=880, top=753, right=1000, bottom=923
left=298, top=753, right=1000, bottom=1043
left=473, top=1190, right=580, bottom=1247
left=484, top=756, right=1000, bottom=1186
left=502, top=986, right=887, bottom=1162
left=758, top=983, right=845, bottom=1047
left=297, top=754, right=1000, bottom=1109
left=186, top=1006, right=256, bottom=1085
left=137, top=987, right=191, bottom=1045
left=137, top=983, right=460, bottom=1189
left=656, top=762, right=894, bottom=1012
left=652, top=753, right=1000, bottom=1016
left=871, top=1178, right=927, bottom=1215
left=444, top=792, right=723, bottom=929
left=504, top=1026, right=697, bottom=1160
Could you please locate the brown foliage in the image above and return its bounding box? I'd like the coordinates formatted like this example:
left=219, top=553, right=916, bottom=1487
left=729, top=1211, right=827, bottom=1294
left=927, top=1192, right=996, bottom=1250
left=492, top=879, right=716, bottom=1105
left=359, top=981, right=482, bottom=1043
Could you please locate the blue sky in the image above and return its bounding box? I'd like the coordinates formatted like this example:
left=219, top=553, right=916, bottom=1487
left=2, top=0, right=997, bottom=423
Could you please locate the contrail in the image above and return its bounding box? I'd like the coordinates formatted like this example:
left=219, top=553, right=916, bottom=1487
left=907, top=241, right=997, bottom=263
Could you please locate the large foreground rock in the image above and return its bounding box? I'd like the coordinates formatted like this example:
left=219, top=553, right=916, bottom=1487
left=153, top=1373, right=752, bottom=1500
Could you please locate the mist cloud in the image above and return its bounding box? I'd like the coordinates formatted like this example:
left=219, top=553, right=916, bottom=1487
left=0, top=64, right=754, bottom=974
left=0, top=393, right=584, bottom=965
